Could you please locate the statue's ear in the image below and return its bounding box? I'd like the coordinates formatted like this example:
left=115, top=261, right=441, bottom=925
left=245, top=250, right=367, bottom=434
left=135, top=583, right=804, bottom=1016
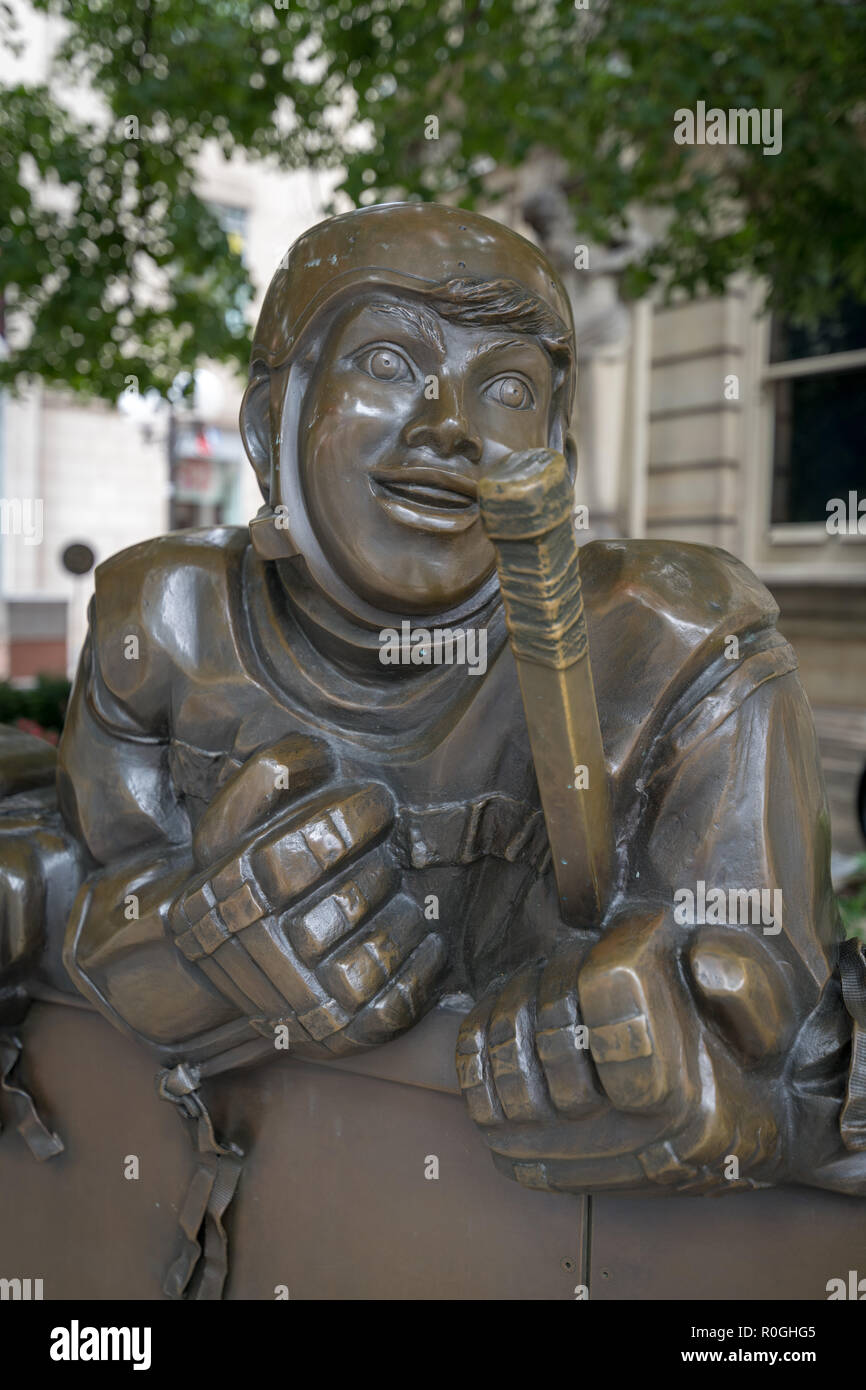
left=564, top=429, right=578, bottom=485
left=240, top=364, right=272, bottom=500
left=548, top=411, right=578, bottom=485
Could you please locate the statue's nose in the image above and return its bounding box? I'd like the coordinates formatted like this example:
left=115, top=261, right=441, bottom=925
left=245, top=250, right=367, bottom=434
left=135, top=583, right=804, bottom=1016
left=404, top=394, right=483, bottom=463
left=404, top=418, right=482, bottom=463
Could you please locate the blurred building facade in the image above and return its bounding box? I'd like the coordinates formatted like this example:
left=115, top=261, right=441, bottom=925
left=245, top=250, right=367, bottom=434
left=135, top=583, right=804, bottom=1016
left=0, top=144, right=332, bottom=678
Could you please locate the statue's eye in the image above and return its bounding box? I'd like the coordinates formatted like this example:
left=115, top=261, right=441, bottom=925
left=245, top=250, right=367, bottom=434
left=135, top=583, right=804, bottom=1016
left=354, top=346, right=414, bottom=382
left=484, top=375, right=535, bottom=410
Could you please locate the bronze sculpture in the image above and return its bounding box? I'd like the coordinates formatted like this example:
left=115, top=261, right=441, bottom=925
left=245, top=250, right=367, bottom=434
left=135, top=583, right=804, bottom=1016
left=1, top=202, right=864, bottom=1299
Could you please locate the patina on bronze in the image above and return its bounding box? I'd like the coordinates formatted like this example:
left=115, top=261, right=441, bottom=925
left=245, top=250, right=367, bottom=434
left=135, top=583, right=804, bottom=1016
left=1, top=202, right=865, bottom=1300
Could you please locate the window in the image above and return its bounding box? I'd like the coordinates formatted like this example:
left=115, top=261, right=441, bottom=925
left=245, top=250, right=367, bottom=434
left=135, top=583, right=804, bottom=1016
left=169, top=423, right=245, bottom=531
left=767, top=299, right=866, bottom=527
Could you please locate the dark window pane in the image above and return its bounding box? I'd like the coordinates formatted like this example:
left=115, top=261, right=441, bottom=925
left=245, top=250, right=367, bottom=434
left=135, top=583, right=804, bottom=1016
left=170, top=500, right=198, bottom=530
left=170, top=500, right=224, bottom=529
left=771, top=368, right=866, bottom=524
left=770, top=300, right=866, bottom=363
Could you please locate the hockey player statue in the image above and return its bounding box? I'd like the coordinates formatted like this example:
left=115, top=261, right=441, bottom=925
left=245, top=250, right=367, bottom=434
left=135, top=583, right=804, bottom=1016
left=1, top=203, right=864, bottom=1298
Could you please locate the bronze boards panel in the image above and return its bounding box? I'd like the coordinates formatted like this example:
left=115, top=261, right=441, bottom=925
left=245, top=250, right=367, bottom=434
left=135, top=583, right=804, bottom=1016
left=590, top=1188, right=866, bottom=1300
left=0, top=1003, right=585, bottom=1299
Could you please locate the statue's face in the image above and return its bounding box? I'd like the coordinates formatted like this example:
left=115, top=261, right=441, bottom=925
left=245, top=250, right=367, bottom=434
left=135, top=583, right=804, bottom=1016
left=292, top=291, right=555, bottom=614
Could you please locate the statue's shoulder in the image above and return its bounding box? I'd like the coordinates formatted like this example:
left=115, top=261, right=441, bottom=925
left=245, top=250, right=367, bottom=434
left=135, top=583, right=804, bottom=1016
left=580, top=540, right=785, bottom=750
left=96, top=523, right=246, bottom=581
left=90, top=527, right=250, bottom=704
left=581, top=537, right=778, bottom=650
left=93, top=526, right=248, bottom=620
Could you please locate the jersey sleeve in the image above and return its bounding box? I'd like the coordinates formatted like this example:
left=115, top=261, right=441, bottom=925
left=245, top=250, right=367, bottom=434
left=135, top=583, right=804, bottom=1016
left=57, top=591, right=190, bottom=868
left=637, top=642, right=839, bottom=991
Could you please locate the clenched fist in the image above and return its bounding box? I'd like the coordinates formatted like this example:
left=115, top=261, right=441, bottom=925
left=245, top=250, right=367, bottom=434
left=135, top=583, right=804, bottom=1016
left=456, top=909, right=789, bottom=1195
left=169, top=733, right=447, bottom=1057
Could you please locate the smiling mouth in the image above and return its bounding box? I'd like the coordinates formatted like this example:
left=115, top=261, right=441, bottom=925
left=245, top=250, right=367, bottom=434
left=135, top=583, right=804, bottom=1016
left=371, top=467, right=479, bottom=533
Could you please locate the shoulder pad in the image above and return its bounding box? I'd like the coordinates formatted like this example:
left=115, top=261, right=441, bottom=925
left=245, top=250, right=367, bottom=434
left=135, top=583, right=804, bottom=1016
left=92, top=527, right=249, bottom=720
left=582, top=538, right=777, bottom=639
left=580, top=539, right=783, bottom=772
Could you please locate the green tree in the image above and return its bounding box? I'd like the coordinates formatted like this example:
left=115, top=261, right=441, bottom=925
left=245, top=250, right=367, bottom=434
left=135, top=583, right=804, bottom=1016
left=1, top=0, right=864, bottom=402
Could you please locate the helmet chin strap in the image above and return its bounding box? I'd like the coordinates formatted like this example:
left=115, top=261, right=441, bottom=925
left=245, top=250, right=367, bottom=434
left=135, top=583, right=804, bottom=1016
left=249, top=356, right=501, bottom=632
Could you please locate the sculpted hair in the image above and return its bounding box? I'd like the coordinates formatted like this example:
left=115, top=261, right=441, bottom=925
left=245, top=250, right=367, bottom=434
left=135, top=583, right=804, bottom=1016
left=421, top=276, right=574, bottom=430
left=423, top=275, right=573, bottom=374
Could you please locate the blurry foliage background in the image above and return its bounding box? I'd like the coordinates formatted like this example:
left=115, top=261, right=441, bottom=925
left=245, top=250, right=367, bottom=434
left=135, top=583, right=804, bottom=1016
left=0, top=673, right=70, bottom=739
left=0, top=0, right=865, bottom=400
left=839, top=855, right=866, bottom=942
